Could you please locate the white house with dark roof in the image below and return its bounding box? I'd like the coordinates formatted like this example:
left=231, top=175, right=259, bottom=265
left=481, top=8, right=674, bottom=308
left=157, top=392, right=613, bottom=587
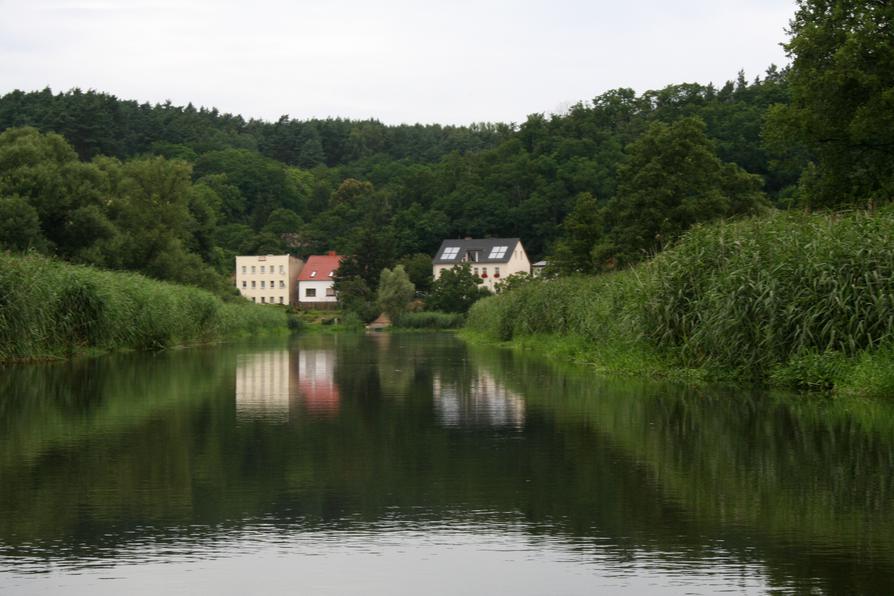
left=432, top=238, right=531, bottom=292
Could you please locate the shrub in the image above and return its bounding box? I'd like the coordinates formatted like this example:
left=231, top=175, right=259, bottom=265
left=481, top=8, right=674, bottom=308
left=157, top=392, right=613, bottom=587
left=394, top=311, right=465, bottom=329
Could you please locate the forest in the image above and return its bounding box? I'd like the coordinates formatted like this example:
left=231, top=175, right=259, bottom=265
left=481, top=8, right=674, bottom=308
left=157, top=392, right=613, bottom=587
left=0, top=0, right=891, bottom=305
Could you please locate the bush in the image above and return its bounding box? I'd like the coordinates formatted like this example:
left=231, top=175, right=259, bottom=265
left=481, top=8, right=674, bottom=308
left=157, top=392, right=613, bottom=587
left=394, top=311, right=465, bottom=329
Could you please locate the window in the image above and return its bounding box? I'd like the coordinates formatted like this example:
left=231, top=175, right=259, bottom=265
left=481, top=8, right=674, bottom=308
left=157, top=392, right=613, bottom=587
left=306, top=288, right=317, bottom=297
left=251, top=266, right=256, bottom=273
left=326, top=287, right=335, bottom=297
left=279, top=265, right=284, bottom=274
left=440, top=246, right=459, bottom=260
left=310, top=271, right=317, bottom=278
left=260, top=266, right=265, bottom=274
left=465, top=250, right=480, bottom=262
left=251, top=281, right=256, bottom=288
left=252, top=297, right=256, bottom=303
left=279, top=281, right=285, bottom=288
left=329, top=271, right=334, bottom=277
left=482, top=267, right=488, bottom=275
left=474, top=267, right=479, bottom=276
left=242, top=281, right=246, bottom=288
left=488, top=246, right=508, bottom=259
left=279, top=296, right=283, bottom=304
left=261, top=297, right=266, bottom=303
left=261, top=281, right=266, bottom=289
left=495, top=267, right=500, bottom=277
left=270, top=296, right=274, bottom=303
left=241, top=266, right=246, bottom=274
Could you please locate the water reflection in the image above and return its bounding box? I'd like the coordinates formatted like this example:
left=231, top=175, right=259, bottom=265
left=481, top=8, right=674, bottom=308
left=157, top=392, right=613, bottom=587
left=294, top=349, right=340, bottom=416
left=236, top=351, right=292, bottom=422
left=1, top=334, right=893, bottom=595
left=235, top=348, right=340, bottom=422
left=433, top=371, right=525, bottom=428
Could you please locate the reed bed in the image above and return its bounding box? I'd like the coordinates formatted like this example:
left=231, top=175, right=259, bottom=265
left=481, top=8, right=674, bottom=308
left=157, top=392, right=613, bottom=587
left=466, top=208, right=894, bottom=391
left=0, top=253, right=286, bottom=360
left=644, top=209, right=894, bottom=377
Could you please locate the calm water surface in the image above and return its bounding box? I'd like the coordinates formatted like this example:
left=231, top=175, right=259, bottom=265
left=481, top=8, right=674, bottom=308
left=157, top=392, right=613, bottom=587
left=1, top=333, right=892, bottom=594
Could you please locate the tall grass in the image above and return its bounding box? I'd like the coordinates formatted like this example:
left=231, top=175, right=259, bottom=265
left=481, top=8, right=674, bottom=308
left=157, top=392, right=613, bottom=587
left=0, top=253, right=286, bottom=360
left=644, top=209, right=894, bottom=377
left=466, top=208, right=894, bottom=390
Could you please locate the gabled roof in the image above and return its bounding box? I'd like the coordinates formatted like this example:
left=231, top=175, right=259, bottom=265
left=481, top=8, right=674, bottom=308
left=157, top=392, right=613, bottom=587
left=432, top=238, right=521, bottom=265
left=298, top=254, right=342, bottom=282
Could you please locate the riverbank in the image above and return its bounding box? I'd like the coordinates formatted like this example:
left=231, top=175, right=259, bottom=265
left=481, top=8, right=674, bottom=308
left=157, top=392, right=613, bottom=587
left=0, top=253, right=287, bottom=362
left=465, top=209, right=894, bottom=397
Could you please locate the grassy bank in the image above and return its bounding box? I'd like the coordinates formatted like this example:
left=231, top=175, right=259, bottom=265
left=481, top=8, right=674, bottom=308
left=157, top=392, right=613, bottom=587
left=466, top=209, right=894, bottom=396
left=0, top=253, right=287, bottom=361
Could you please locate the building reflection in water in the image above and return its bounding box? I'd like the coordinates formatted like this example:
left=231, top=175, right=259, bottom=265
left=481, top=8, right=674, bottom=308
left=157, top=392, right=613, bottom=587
left=293, top=349, right=340, bottom=416
left=433, top=371, right=525, bottom=428
left=235, top=351, right=291, bottom=422
left=235, top=349, right=340, bottom=421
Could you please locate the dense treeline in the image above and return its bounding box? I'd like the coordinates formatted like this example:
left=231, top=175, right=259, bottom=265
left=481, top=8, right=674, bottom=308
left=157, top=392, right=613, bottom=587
left=0, top=87, right=510, bottom=165
left=0, top=68, right=797, bottom=288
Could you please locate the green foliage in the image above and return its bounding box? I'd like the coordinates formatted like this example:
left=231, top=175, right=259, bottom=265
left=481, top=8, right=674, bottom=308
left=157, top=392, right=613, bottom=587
left=467, top=272, right=644, bottom=344
left=770, top=350, right=849, bottom=391
left=0, top=253, right=286, bottom=361
left=836, top=343, right=894, bottom=398
left=549, top=192, right=604, bottom=274
left=427, top=263, right=490, bottom=313
left=766, top=0, right=894, bottom=208
left=333, top=275, right=378, bottom=323
left=377, top=265, right=415, bottom=319
left=493, top=271, right=535, bottom=294
left=397, top=252, right=434, bottom=293
left=601, top=117, right=767, bottom=268
left=0, top=195, right=45, bottom=251
left=393, top=311, right=465, bottom=329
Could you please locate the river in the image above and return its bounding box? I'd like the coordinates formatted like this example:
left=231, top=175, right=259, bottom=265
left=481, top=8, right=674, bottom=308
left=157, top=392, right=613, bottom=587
left=1, top=333, right=892, bottom=594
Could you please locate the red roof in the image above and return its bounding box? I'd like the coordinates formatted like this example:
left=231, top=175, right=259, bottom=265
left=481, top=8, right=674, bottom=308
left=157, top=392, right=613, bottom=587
left=298, top=254, right=343, bottom=281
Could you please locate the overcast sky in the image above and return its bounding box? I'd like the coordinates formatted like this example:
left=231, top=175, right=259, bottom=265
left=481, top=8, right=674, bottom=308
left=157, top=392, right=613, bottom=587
left=0, top=0, right=795, bottom=125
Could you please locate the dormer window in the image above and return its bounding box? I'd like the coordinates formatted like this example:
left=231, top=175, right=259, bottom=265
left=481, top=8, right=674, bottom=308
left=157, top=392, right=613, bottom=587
left=310, top=271, right=317, bottom=278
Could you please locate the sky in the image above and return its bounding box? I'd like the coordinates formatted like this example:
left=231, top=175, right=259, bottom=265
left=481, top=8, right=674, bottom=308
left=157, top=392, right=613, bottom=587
left=0, top=0, right=796, bottom=125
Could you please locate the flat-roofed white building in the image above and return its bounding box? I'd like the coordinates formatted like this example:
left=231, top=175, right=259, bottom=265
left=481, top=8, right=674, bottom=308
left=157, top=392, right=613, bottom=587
left=432, top=238, right=531, bottom=292
left=235, top=254, right=304, bottom=305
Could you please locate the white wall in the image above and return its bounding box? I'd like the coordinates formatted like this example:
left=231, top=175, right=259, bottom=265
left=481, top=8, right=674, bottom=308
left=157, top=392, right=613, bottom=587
left=298, top=280, right=337, bottom=303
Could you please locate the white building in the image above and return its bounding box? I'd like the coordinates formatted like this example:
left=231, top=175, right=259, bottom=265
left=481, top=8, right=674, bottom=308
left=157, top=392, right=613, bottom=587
left=235, top=254, right=304, bottom=305
left=297, top=252, right=343, bottom=308
left=432, top=238, right=531, bottom=292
